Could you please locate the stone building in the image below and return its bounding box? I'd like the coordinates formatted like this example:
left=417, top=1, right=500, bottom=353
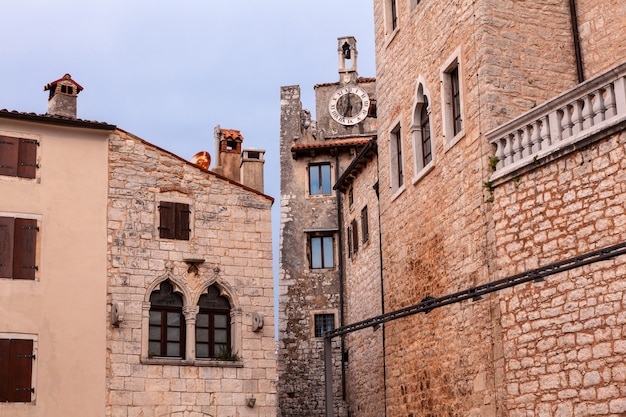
left=0, top=75, right=276, bottom=417
left=277, top=37, right=377, bottom=417
left=280, top=0, right=626, bottom=416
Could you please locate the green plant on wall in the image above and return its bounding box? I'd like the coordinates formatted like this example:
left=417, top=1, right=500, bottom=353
left=488, top=155, right=499, bottom=171
left=215, top=347, right=240, bottom=361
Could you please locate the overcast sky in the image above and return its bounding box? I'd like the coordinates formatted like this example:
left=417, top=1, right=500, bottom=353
left=2, top=0, right=376, bottom=316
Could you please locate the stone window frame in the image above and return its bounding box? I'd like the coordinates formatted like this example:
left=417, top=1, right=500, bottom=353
left=389, top=118, right=405, bottom=200
left=0, top=332, right=38, bottom=403
left=308, top=162, right=333, bottom=197
left=310, top=310, right=338, bottom=339
left=140, top=270, right=242, bottom=367
left=306, top=230, right=336, bottom=270
left=384, top=0, right=400, bottom=41
left=441, top=47, right=466, bottom=151
left=411, top=76, right=435, bottom=184
left=409, top=0, right=423, bottom=13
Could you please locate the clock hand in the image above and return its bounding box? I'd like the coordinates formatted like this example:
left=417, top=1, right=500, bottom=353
left=343, top=93, right=353, bottom=117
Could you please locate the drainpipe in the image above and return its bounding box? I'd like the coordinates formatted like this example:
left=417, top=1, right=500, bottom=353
left=334, top=152, right=347, bottom=402
left=568, top=0, right=585, bottom=83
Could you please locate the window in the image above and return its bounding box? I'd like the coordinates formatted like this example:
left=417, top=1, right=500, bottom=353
left=348, top=187, right=354, bottom=210
left=412, top=79, right=434, bottom=179
left=309, top=233, right=334, bottom=269
left=158, top=202, right=190, bottom=240
left=148, top=281, right=185, bottom=358
left=309, top=163, right=332, bottom=195
left=314, top=314, right=335, bottom=338
left=351, top=219, right=359, bottom=254
left=361, top=206, right=369, bottom=244
left=196, top=285, right=231, bottom=359
left=385, top=0, right=399, bottom=34
left=441, top=52, right=464, bottom=147
left=0, top=338, right=35, bottom=402
left=0, top=217, right=38, bottom=280
left=0, top=136, right=38, bottom=179
left=390, top=123, right=404, bottom=192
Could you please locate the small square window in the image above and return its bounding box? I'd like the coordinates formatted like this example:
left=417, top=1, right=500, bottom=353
left=158, top=202, right=190, bottom=240
left=0, top=136, right=39, bottom=179
left=0, top=337, right=35, bottom=402
left=309, top=233, right=334, bottom=269
left=314, top=314, right=335, bottom=338
left=309, top=163, right=332, bottom=196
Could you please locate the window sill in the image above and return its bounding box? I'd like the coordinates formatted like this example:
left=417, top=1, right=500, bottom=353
left=384, top=27, right=400, bottom=49
left=413, top=161, right=435, bottom=185
left=141, top=357, right=243, bottom=367
left=390, top=184, right=405, bottom=202
left=444, top=130, right=465, bottom=153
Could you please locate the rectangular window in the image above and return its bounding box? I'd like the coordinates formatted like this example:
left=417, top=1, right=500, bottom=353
left=0, top=338, right=35, bottom=402
left=309, top=163, right=332, bottom=195
left=390, top=0, right=398, bottom=31
left=158, top=202, right=190, bottom=240
left=314, top=314, right=335, bottom=338
left=0, top=217, right=39, bottom=280
left=309, top=234, right=334, bottom=269
left=0, top=136, right=38, bottom=179
left=390, top=123, right=404, bottom=191
left=351, top=219, right=359, bottom=254
left=348, top=187, right=354, bottom=209
left=361, top=206, right=369, bottom=244
left=450, top=66, right=462, bottom=136
left=441, top=53, right=464, bottom=147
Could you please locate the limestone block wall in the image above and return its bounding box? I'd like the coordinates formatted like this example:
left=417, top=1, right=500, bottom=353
left=492, top=130, right=626, bottom=416
left=106, top=130, right=275, bottom=417
left=340, top=153, right=385, bottom=417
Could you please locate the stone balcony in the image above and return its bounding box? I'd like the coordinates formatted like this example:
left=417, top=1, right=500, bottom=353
left=487, top=61, right=626, bottom=185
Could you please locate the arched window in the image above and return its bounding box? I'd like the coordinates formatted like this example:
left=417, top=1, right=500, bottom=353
left=412, top=80, right=434, bottom=180
left=196, top=285, right=231, bottom=358
left=148, top=281, right=185, bottom=358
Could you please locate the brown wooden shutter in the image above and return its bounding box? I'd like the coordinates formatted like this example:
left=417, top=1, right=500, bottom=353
left=0, top=339, right=9, bottom=401
left=9, top=339, right=33, bottom=402
left=0, top=217, right=15, bottom=278
left=17, top=139, right=38, bottom=179
left=159, top=202, right=174, bottom=239
left=0, top=136, right=18, bottom=177
left=176, top=203, right=190, bottom=240
left=13, top=219, right=38, bottom=280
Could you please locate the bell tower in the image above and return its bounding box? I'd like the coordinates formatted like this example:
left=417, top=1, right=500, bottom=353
left=338, top=36, right=358, bottom=85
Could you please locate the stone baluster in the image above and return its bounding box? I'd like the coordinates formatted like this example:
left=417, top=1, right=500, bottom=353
left=614, top=76, right=626, bottom=114
left=571, top=99, right=584, bottom=135
left=582, top=94, right=594, bottom=129
left=513, top=130, right=523, bottom=162
left=503, top=134, right=514, bottom=167
left=604, top=83, right=617, bottom=118
left=521, top=125, right=532, bottom=158
left=592, top=88, right=606, bottom=124
left=539, top=115, right=552, bottom=149
left=530, top=120, right=542, bottom=153
left=495, top=138, right=506, bottom=169
left=560, top=105, right=573, bottom=139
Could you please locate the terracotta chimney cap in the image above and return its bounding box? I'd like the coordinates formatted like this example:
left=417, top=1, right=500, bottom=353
left=44, top=73, right=84, bottom=94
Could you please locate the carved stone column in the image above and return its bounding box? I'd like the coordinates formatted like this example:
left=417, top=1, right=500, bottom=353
left=183, top=305, right=199, bottom=360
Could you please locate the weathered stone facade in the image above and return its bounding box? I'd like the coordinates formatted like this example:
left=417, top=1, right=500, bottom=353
left=278, top=37, right=377, bottom=417
left=107, top=130, right=276, bottom=417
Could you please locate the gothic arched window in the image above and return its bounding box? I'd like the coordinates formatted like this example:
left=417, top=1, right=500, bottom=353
left=196, top=285, right=231, bottom=358
left=148, top=281, right=185, bottom=358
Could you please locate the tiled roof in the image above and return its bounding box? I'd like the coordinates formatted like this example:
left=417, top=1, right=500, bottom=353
left=43, top=73, right=84, bottom=93
left=220, top=128, right=243, bottom=141
left=314, top=77, right=376, bottom=89
left=291, top=137, right=372, bottom=150
left=0, top=109, right=115, bottom=130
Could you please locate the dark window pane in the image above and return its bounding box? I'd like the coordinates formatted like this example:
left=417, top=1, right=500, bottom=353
left=196, top=313, right=209, bottom=327
left=214, top=314, right=228, bottom=328
left=321, top=164, right=331, bottom=194
left=167, top=328, right=180, bottom=342
left=166, top=343, right=180, bottom=357
left=148, top=342, right=161, bottom=356
left=149, top=326, right=161, bottom=340
left=214, top=329, right=228, bottom=344
left=167, top=312, right=180, bottom=326
left=196, top=328, right=209, bottom=343
left=196, top=345, right=209, bottom=358
left=149, top=311, right=161, bottom=325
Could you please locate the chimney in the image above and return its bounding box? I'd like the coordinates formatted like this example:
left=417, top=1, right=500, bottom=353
left=44, top=74, right=83, bottom=118
left=213, top=125, right=242, bottom=182
left=240, top=149, right=265, bottom=193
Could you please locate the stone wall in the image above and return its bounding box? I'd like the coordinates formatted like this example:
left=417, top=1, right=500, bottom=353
left=492, top=130, right=626, bottom=416
left=106, top=130, right=276, bottom=417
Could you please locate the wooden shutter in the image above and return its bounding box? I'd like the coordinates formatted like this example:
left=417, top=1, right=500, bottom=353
left=9, top=339, right=34, bottom=402
left=0, top=339, right=9, bottom=401
left=13, top=219, right=38, bottom=280
left=17, top=139, right=38, bottom=179
left=175, top=203, right=190, bottom=240
left=159, top=202, right=174, bottom=239
left=0, top=217, right=15, bottom=278
left=0, top=136, right=18, bottom=177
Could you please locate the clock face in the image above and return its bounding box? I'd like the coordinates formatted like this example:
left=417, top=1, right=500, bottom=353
left=328, top=86, right=370, bottom=126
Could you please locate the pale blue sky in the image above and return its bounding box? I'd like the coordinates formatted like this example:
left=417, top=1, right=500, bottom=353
left=2, top=0, right=376, bottom=323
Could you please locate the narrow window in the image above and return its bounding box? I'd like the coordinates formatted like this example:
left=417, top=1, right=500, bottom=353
left=159, top=202, right=190, bottom=240
left=420, top=96, right=432, bottom=166
left=347, top=225, right=353, bottom=258
left=351, top=219, right=359, bottom=254
left=314, top=314, right=335, bottom=338
left=441, top=55, right=464, bottom=146
left=385, top=0, right=399, bottom=35
left=148, top=281, right=185, bottom=358
left=0, top=338, right=35, bottom=402
left=0, top=217, right=39, bottom=280
left=348, top=187, right=354, bottom=209
left=390, top=0, right=398, bottom=31
left=309, top=163, right=332, bottom=195
left=390, top=123, right=404, bottom=191
left=309, top=234, right=334, bottom=269
left=196, top=285, right=232, bottom=359
left=450, top=66, right=462, bottom=135
left=0, top=136, right=38, bottom=179
left=361, top=206, right=369, bottom=244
